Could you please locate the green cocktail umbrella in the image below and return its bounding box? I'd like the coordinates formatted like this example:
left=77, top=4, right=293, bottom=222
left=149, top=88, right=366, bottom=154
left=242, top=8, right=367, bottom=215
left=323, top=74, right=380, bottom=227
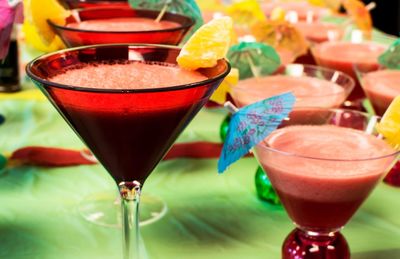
left=378, top=38, right=400, bottom=70
left=128, top=0, right=203, bottom=38
left=227, top=41, right=281, bottom=80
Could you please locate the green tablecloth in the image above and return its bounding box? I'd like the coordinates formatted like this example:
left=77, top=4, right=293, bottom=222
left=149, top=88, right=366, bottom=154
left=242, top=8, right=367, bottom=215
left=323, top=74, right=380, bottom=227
left=0, top=96, right=400, bottom=259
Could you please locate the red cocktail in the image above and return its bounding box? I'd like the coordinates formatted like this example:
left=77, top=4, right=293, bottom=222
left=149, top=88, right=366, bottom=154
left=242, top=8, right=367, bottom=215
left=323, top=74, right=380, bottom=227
left=26, top=44, right=230, bottom=258
left=312, top=41, right=386, bottom=107
left=359, top=69, right=400, bottom=116
left=254, top=108, right=399, bottom=259
left=358, top=68, right=400, bottom=187
left=49, top=7, right=194, bottom=47
left=47, top=6, right=194, bottom=227
left=60, top=0, right=128, bottom=9
left=231, top=64, right=354, bottom=109
left=295, top=22, right=344, bottom=44
left=293, top=22, right=344, bottom=65
left=262, top=1, right=330, bottom=21
left=63, top=0, right=128, bottom=9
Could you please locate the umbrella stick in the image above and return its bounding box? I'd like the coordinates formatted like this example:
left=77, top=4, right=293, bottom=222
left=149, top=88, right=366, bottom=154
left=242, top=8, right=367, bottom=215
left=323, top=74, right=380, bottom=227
left=245, top=54, right=260, bottom=78
left=365, top=2, right=376, bottom=11
left=155, top=2, right=170, bottom=22
left=71, top=9, right=81, bottom=23
left=224, top=101, right=239, bottom=114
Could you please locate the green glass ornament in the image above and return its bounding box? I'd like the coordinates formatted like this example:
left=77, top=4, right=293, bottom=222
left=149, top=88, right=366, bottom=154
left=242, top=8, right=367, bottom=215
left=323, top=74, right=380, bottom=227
left=219, top=114, right=231, bottom=142
left=255, top=166, right=281, bottom=205
left=0, top=154, right=7, bottom=170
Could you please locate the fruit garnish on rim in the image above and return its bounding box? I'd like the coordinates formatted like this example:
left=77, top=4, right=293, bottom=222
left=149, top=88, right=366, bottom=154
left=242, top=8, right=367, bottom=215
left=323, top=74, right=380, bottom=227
left=177, top=16, right=233, bottom=70
left=24, top=0, right=70, bottom=45
left=177, top=16, right=234, bottom=103
left=376, top=95, right=400, bottom=149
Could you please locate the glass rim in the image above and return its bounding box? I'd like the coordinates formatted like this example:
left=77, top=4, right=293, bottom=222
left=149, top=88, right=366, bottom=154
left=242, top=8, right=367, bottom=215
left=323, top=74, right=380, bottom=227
left=48, top=7, right=195, bottom=34
left=256, top=107, right=400, bottom=162
left=232, top=63, right=355, bottom=99
left=26, top=43, right=231, bottom=94
left=312, top=40, right=388, bottom=52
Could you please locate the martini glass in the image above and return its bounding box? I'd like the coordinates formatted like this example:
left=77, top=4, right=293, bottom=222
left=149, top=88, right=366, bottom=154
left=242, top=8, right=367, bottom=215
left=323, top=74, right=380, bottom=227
left=261, top=1, right=330, bottom=21
left=311, top=33, right=387, bottom=109
left=253, top=108, right=399, bottom=258
left=26, top=44, right=230, bottom=258
left=357, top=67, right=400, bottom=187
left=48, top=6, right=194, bottom=227
left=228, top=64, right=354, bottom=203
left=293, top=21, right=345, bottom=65
left=231, top=64, right=354, bottom=109
left=48, top=7, right=194, bottom=47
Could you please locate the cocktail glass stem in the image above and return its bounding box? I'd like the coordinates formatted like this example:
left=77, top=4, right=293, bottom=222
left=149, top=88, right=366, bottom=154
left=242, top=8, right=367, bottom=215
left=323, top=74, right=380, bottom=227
left=282, top=228, right=350, bottom=259
left=119, top=181, right=141, bottom=259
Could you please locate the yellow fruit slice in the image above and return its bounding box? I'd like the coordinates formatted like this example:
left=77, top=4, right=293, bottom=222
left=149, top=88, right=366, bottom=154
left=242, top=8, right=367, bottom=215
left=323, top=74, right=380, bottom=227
left=270, top=7, right=286, bottom=21
left=177, top=17, right=233, bottom=70
left=23, top=21, right=66, bottom=52
left=376, top=95, right=400, bottom=148
left=24, top=0, right=70, bottom=45
left=210, top=68, right=239, bottom=104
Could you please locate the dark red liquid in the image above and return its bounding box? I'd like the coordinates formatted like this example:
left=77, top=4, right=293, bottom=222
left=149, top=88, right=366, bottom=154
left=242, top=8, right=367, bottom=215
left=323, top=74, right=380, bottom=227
left=276, top=189, right=368, bottom=230
left=49, top=8, right=194, bottom=47
left=27, top=45, right=229, bottom=184
left=49, top=87, right=210, bottom=184
left=63, top=0, right=128, bottom=9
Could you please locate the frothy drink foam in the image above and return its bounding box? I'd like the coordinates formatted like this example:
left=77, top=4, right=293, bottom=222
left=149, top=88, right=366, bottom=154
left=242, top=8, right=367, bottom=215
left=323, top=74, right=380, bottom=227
left=50, top=60, right=207, bottom=89
left=232, top=75, right=345, bottom=108
left=257, top=125, right=395, bottom=229
left=362, top=69, right=400, bottom=116
left=67, top=17, right=180, bottom=32
left=259, top=125, right=394, bottom=201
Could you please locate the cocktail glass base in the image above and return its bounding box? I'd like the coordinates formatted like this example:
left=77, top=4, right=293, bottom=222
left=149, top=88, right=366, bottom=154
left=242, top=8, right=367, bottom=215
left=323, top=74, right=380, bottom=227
left=77, top=190, right=167, bottom=228
left=282, top=228, right=350, bottom=259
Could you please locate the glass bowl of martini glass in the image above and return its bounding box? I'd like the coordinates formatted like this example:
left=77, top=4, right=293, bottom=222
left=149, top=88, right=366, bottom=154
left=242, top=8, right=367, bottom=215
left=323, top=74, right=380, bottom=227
left=253, top=107, right=400, bottom=258
left=49, top=6, right=194, bottom=47
left=26, top=43, right=230, bottom=258
left=46, top=6, right=194, bottom=227
left=231, top=64, right=355, bottom=109
left=311, top=30, right=388, bottom=110
left=356, top=64, right=400, bottom=187
left=228, top=64, right=354, bottom=203
left=62, top=0, right=129, bottom=9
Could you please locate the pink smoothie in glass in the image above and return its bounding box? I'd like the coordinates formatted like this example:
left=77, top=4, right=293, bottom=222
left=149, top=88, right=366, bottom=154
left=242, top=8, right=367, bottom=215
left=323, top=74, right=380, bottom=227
left=361, top=69, right=400, bottom=116
left=294, top=22, right=344, bottom=43
left=262, top=2, right=330, bottom=21
left=312, top=41, right=387, bottom=101
left=257, top=125, right=395, bottom=230
left=67, top=17, right=181, bottom=31
left=232, top=75, right=346, bottom=108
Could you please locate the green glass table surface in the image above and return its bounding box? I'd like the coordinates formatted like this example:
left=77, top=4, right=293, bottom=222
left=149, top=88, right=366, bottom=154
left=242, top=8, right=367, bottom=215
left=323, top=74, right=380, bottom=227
left=0, top=97, right=399, bottom=259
